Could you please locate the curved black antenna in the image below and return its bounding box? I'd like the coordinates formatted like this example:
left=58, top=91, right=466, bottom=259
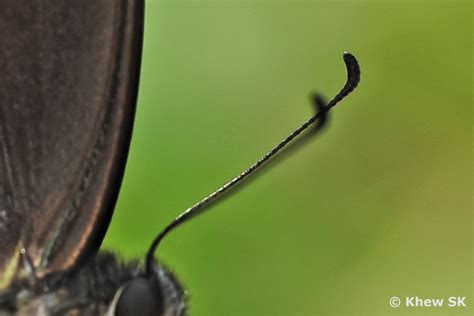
left=146, top=52, right=360, bottom=274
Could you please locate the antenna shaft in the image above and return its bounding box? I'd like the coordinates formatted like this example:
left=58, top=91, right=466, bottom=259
left=146, top=52, right=360, bottom=274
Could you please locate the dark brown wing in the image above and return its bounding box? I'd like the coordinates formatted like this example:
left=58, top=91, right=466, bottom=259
left=0, top=0, right=143, bottom=289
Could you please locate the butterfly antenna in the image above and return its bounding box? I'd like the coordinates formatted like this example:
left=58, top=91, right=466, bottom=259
left=146, top=52, right=360, bottom=274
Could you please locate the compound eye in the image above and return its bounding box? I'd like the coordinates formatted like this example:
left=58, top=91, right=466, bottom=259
left=113, top=277, right=164, bottom=316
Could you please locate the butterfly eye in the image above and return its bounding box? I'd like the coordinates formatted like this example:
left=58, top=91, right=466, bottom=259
left=112, top=277, right=164, bottom=316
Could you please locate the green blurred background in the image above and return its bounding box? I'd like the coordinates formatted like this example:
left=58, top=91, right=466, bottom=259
left=103, top=1, right=472, bottom=315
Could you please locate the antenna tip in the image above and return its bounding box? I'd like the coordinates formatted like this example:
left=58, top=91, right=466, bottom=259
left=342, top=51, right=357, bottom=63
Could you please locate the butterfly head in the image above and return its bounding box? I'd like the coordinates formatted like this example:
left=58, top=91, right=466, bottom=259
left=108, top=259, right=185, bottom=316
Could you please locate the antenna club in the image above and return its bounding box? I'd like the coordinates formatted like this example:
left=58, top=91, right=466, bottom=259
left=343, top=52, right=360, bottom=88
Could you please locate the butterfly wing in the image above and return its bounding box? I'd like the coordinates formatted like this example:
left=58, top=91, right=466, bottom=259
left=0, top=0, right=144, bottom=290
